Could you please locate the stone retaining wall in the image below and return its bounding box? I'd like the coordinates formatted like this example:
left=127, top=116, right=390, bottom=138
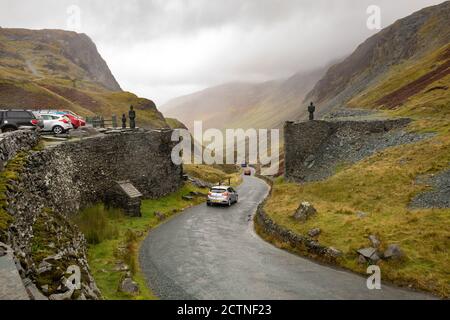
left=0, top=129, right=183, bottom=300
left=283, top=118, right=416, bottom=182
left=0, top=130, right=39, bottom=171
left=253, top=175, right=339, bottom=262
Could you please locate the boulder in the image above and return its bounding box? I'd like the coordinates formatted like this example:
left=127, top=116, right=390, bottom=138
left=327, top=247, right=342, bottom=258
left=308, top=228, right=321, bottom=238
left=119, top=277, right=139, bottom=295
left=293, top=202, right=317, bottom=222
left=182, top=195, right=194, bottom=201
left=383, top=244, right=404, bottom=260
left=357, top=247, right=380, bottom=262
left=368, top=235, right=381, bottom=248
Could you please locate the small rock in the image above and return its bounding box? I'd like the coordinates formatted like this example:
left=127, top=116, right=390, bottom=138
left=114, top=262, right=130, bottom=272
left=327, top=247, right=342, bottom=258
left=357, top=247, right=380, bottom=262
left=154, top=211, right=166, bottom=221
left=358, top=254, right=367, bottom=265
left=383, top=244, right=404, bottom=260
left=49, top=288, right=74, bottom=301
left=37, top=261, right=52, bottom=274
left=44, top=253, right=63, bottom=262
left=368, top=235, right=381, bottom=248
left=182, top=195, right=194, bottom=201
left=303, top=155, right=315, bottom=167
left=357, top=211, right=368, bottom=218
left=308, top=228, right=321, bottom=238
left=119, top=277, right=139, bottom=295
left=293, top=202, right=317, bottom=222
left=41, top=285, right=49, bottom=294
left=77, top=293, right=87, bottom=300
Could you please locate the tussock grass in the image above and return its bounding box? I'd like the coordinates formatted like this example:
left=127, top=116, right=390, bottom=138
left=262, top=41, right=450, bottom=297
left=76, top=183, right=206, bottom=300
left=266, top=123, right=450, bottom=297
left=184, top=164, right=242, bottom=186
left=72, top=205, right=121, bottom=245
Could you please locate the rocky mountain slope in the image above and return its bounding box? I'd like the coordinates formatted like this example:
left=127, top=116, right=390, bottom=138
left=162, top=67, right=327, bottom=131
left=0, top=28, right=168, bottom=129
left=306, top=1, right=450, bottom=116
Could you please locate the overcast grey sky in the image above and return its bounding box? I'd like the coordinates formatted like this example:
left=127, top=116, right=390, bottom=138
left=0, top=0, right=444, bottom=105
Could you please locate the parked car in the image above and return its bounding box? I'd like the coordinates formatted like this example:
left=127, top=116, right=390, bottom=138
left=34, top=113, right=73, bottom=134
left=207, top=186, right=238, bottom=207
left=244, top=168, right=252, bottom=176
left=34, top=110, right=86, bottom=128
left=0, top=109, right=43, bottom=133
left=241, top=162, right=248, bottom=168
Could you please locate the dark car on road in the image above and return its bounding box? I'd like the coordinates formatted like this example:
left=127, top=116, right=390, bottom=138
left=0, top=109, right=43, bottom=133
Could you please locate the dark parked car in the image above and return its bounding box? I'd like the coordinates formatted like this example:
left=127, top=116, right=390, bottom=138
left=0, top=109, right=43, bottom=133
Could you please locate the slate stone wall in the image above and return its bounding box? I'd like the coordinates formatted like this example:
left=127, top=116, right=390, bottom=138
left=0, top=129, right=182, bottom=300
left=22, top=130, right=182, bottom=216
left=0, top=130, right=39, bottom=171
left=283, top=118, right=414, bottom=182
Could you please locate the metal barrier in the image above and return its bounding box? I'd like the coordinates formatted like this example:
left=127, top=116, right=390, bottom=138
left=86, top=115, right=118, bottom=128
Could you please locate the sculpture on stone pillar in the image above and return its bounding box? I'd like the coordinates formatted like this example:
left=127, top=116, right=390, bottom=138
left=122, top=113, right=127, bottom=129
left=129, top=105, right=136, bottom=129
left=308, top=102, right=316, bottom=121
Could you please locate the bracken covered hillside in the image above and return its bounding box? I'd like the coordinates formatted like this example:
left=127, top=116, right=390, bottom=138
left=0, top=28, right=168, bottom=129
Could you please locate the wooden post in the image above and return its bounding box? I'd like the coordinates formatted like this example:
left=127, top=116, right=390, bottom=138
left=112, top=114, right=117, bottom=128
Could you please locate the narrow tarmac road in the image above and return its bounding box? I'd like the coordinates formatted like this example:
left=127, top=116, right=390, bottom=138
left=140, top=173, right=434, bottom=300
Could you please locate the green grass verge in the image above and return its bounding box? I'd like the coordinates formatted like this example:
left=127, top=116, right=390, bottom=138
left=265, top=126, right=450, bottom=298
left=73, top=183, right=206, bottom=300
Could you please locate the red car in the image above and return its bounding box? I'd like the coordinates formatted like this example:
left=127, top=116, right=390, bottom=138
left=55, top=111, right=85, bottom=129
left=64, top=113, right=81, bottom=129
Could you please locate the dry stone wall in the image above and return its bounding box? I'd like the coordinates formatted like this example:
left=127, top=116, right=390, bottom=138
left=0, top=129, right=182, bottom=299
left=283, top=118, right=432, bottom=182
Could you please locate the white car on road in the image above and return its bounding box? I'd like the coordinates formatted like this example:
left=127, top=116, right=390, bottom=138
left=207, top=186, right=238, bottom=207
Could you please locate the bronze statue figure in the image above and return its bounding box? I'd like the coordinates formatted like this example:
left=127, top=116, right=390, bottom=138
left=129, top=105, right=136, bottom=129
left=308, top=102, right=316, bottom=121
left=122, top=113, right=127, bottom=129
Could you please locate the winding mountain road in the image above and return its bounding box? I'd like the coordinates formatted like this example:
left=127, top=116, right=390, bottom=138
left=140, top=173, right=433, bottom=300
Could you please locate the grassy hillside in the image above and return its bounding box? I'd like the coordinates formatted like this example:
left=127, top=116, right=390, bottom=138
left=306, top=1, right=450, bottom=116
left=162, top=67, right=326, bottom=131
left=263, top=3, right=450, bottom=298
left=349, top=44, right=450, bottom=123
left=165, top=117, right=188, bottom=130
left=0, top=28, right=168, bottom=129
